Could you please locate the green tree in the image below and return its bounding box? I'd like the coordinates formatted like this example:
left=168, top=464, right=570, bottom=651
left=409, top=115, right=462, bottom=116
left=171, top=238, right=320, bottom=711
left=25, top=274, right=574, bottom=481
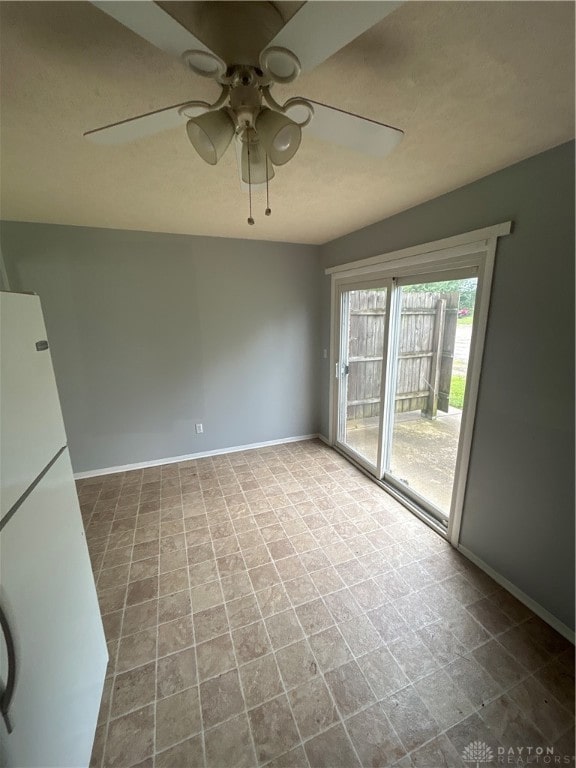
left=403, top=278, right=477, bottom=310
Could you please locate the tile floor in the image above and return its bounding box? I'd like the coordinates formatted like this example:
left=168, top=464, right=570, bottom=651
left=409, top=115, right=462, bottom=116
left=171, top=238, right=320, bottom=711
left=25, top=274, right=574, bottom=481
left=80, top=440, right=575, bottom=768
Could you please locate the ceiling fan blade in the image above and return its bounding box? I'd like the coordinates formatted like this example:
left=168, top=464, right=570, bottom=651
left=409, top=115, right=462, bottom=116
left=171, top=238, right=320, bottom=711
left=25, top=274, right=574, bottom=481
left=84, top=102, right=192, bottom=145
left=263, top=1, right=402, bottom=74
left=294, top=100, right=404, bottom=158
left=89, top=1, right=217, bottom=59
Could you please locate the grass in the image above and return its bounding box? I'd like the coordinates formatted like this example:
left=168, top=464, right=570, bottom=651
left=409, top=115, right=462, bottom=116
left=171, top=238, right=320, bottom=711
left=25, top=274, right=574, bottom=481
left=449, top=374, right=467, bottom=409
left=457, top=314, right=474, bottom=325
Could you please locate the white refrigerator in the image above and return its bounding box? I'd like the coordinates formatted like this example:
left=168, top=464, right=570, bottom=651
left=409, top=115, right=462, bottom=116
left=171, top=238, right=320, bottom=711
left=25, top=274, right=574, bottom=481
left=0, top=291, right=108, bottom=767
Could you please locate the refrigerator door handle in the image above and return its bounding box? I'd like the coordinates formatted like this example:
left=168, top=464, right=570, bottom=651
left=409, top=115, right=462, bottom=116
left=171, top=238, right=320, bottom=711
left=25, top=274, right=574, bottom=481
left=0, top=603, right=16, bottom=733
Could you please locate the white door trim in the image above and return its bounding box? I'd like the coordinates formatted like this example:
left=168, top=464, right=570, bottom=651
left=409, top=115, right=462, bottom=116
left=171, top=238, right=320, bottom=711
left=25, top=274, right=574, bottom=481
left=325, top=222, right=512, bottom=276
left=327, top=222, right=512, bottom=545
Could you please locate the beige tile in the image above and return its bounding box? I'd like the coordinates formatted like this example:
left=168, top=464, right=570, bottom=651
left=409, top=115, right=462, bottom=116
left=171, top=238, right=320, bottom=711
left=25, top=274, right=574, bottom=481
left=200, top=669, right=245, bottom=729
left=159, top=567, right=188, bottom=596
left=283, top=575, right=320, bottom=607
left=197, top=633, right=236, bottom=681
left=345, top=702, right=406, bottom=767
left=445, top=655, right=501, bottom=707
left=276, top=639, right=319, bottom=689
left=129, top=556, right=159, bottom=583
left=89, top=723, right=106, bottom=768
left=308, top=625, right=353, bottom=672
left=248, top=563, right=281, bottom=591
left=507, top=675, right=573, bottom=742
left=535, top=656, right=576, bottom=714
left=304, top=723, right=361, bottom=768
left=98, top=585, right=127, bottom=615
left=413, top=669, right=475, bottom=730
left=102, top=610, right=123, bottom=642
left=97, top=676, right=113, bottom=725
left=98, top=564, right=130, bottom=591
left=381, top=686, right=439, bottom=752
left=227, top=594, right=261, bottom=629
left=310, top=567, right=346, bottom=596
left=191, top=580, right=224, bottom=613
left=238, top=653, right=284, bottom=709
left=221, top=571, right=254, bottom=601
left=157, top=647, right=197, bottom=698
left=122, top=599, right=158, bottom=637
left=410, top=733, right=465, bottom=768
left=232, top=620, right=271, bottom=664
left=111, top=662, right=156, bottom=718
left=288, top=676, right=338, bottom=739
left=357, top=647, right=410, bottom=699
left=132, top=541, right=159, bottom=562
left=256, top=583, right=291, bottom=617
left=274, top=554, right=308, bottom=582
left=242, top=544, right=271, bottom=569
left=325, top=660, right=375, bottom=717
left=335, top=560, right=369, bottom=587
left=189, top=558, right=219, bottom=586
left=84, top=443, right=573, bottom=768
left=472, top=639, right=528, bottom=687
left=158, top=589, right=191, bottom=624
left=217, top=552, right=246, bottom=578
left=158, top=615, right=194, bottom=657
left=204, top=713, right=257, bottom=768
left=156, top=686, right=202, bottom=752
left=155, top=735, right=203, bottom=768
left=194, top=603, right=229, bottom=644
left=479, top=694, right=546, bottom=750
left=116, top=628, right=157, bottom=673
left=348, top=579, right=387, bottom=612
left=126, top=576, right=158, bottom=607
left=417, top=621, right=469, bottom=666
left=295, top=598, right=334, bottom=635
left=248, top=694, right=300, bottom=764
left=160, top=548, right=188, bottom=573
left=387, top=630, right=439, bottom=682
left=265, top=609, right=304, bottom=650
left=105, top=704, right=154, bottom=767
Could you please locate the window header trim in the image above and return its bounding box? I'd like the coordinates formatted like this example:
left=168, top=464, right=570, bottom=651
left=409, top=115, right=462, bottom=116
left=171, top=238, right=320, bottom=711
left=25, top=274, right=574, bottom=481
left=324, top=222, right=512, bottom=277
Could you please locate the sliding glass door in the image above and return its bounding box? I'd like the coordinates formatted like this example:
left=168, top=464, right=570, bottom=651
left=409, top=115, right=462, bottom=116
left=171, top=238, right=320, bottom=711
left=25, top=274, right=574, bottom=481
left=335, top=270, right=479, bottom=526
left=336, top=282, right=391, bottom=472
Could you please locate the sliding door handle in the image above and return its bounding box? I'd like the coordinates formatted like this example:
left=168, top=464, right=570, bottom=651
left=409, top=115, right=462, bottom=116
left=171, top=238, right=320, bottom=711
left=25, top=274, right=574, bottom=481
left=0, top=603, right=16, bottom=733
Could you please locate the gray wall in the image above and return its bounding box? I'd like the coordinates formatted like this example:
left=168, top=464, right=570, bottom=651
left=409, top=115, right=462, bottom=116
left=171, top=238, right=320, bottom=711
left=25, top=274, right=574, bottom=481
left=320, top=141, right=575, bottom=630
left=1, top=224, right=321, bottom=472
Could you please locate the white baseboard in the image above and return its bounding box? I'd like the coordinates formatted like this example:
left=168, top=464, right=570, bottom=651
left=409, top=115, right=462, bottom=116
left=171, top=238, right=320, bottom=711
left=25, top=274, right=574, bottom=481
left=317, top=434, right=331, bottom=446
left=458, top=545, right=575, bottom=644
left=74, top=434, right=320, bottom=479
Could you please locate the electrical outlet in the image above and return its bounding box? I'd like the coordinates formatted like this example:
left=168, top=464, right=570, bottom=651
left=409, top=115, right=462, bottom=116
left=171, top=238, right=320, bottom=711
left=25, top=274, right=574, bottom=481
left=195, top=423, right=203, bottom=434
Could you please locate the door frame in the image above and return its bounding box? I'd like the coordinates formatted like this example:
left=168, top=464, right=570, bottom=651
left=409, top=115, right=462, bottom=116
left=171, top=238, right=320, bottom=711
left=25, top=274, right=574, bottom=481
left=333, top=276, right=393, bottom=476
left=327, top=222, right=512, bottom=545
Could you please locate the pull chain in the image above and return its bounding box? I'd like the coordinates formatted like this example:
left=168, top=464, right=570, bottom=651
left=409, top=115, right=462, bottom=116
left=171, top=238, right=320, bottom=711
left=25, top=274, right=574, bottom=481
left=265, top=153, right=271, bottom=217
left=247, top=134, right=254, bottom=225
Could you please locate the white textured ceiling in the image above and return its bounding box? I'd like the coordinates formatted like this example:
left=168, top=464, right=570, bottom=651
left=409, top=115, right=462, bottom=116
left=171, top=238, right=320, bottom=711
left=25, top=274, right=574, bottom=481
left=0, top=1, right=574, bottom=244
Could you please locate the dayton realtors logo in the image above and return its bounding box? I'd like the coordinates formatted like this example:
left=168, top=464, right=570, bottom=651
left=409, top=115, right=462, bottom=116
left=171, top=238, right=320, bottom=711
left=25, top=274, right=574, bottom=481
left=462, top=742, right=575, bottom=765
left=462, top=741, right=494, bottom=767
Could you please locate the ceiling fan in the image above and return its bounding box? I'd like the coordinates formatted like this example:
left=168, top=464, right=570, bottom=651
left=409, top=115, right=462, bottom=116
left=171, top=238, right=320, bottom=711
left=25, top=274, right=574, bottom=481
left=85, top=1, right=405, bottom=224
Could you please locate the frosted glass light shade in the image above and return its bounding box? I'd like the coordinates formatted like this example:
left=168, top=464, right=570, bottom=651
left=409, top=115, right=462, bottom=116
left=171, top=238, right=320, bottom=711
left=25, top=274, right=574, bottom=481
left=186, top=109, right=235, bottom=165
left=241, top=139, right=275, bottom=184
left=256, top=109, right=301, bottom=166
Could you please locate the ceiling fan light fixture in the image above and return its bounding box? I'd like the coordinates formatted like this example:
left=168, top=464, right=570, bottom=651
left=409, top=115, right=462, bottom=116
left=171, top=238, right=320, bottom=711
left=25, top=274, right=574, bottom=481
left=256, top=108, right=301, bottom=166
left=240, top=138, right=275, bottom=185
left=186, top=109, right=235, bottom=165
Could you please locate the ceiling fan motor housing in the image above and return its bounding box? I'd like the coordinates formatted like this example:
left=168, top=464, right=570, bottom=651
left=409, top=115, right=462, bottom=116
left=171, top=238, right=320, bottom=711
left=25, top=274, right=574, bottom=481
left=229, top=80, right=263, bottom=133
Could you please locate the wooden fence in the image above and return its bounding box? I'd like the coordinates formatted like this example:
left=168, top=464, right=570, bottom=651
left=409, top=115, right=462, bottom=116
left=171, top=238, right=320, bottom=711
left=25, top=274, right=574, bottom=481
left=347, top=290, right=459, bottom=421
